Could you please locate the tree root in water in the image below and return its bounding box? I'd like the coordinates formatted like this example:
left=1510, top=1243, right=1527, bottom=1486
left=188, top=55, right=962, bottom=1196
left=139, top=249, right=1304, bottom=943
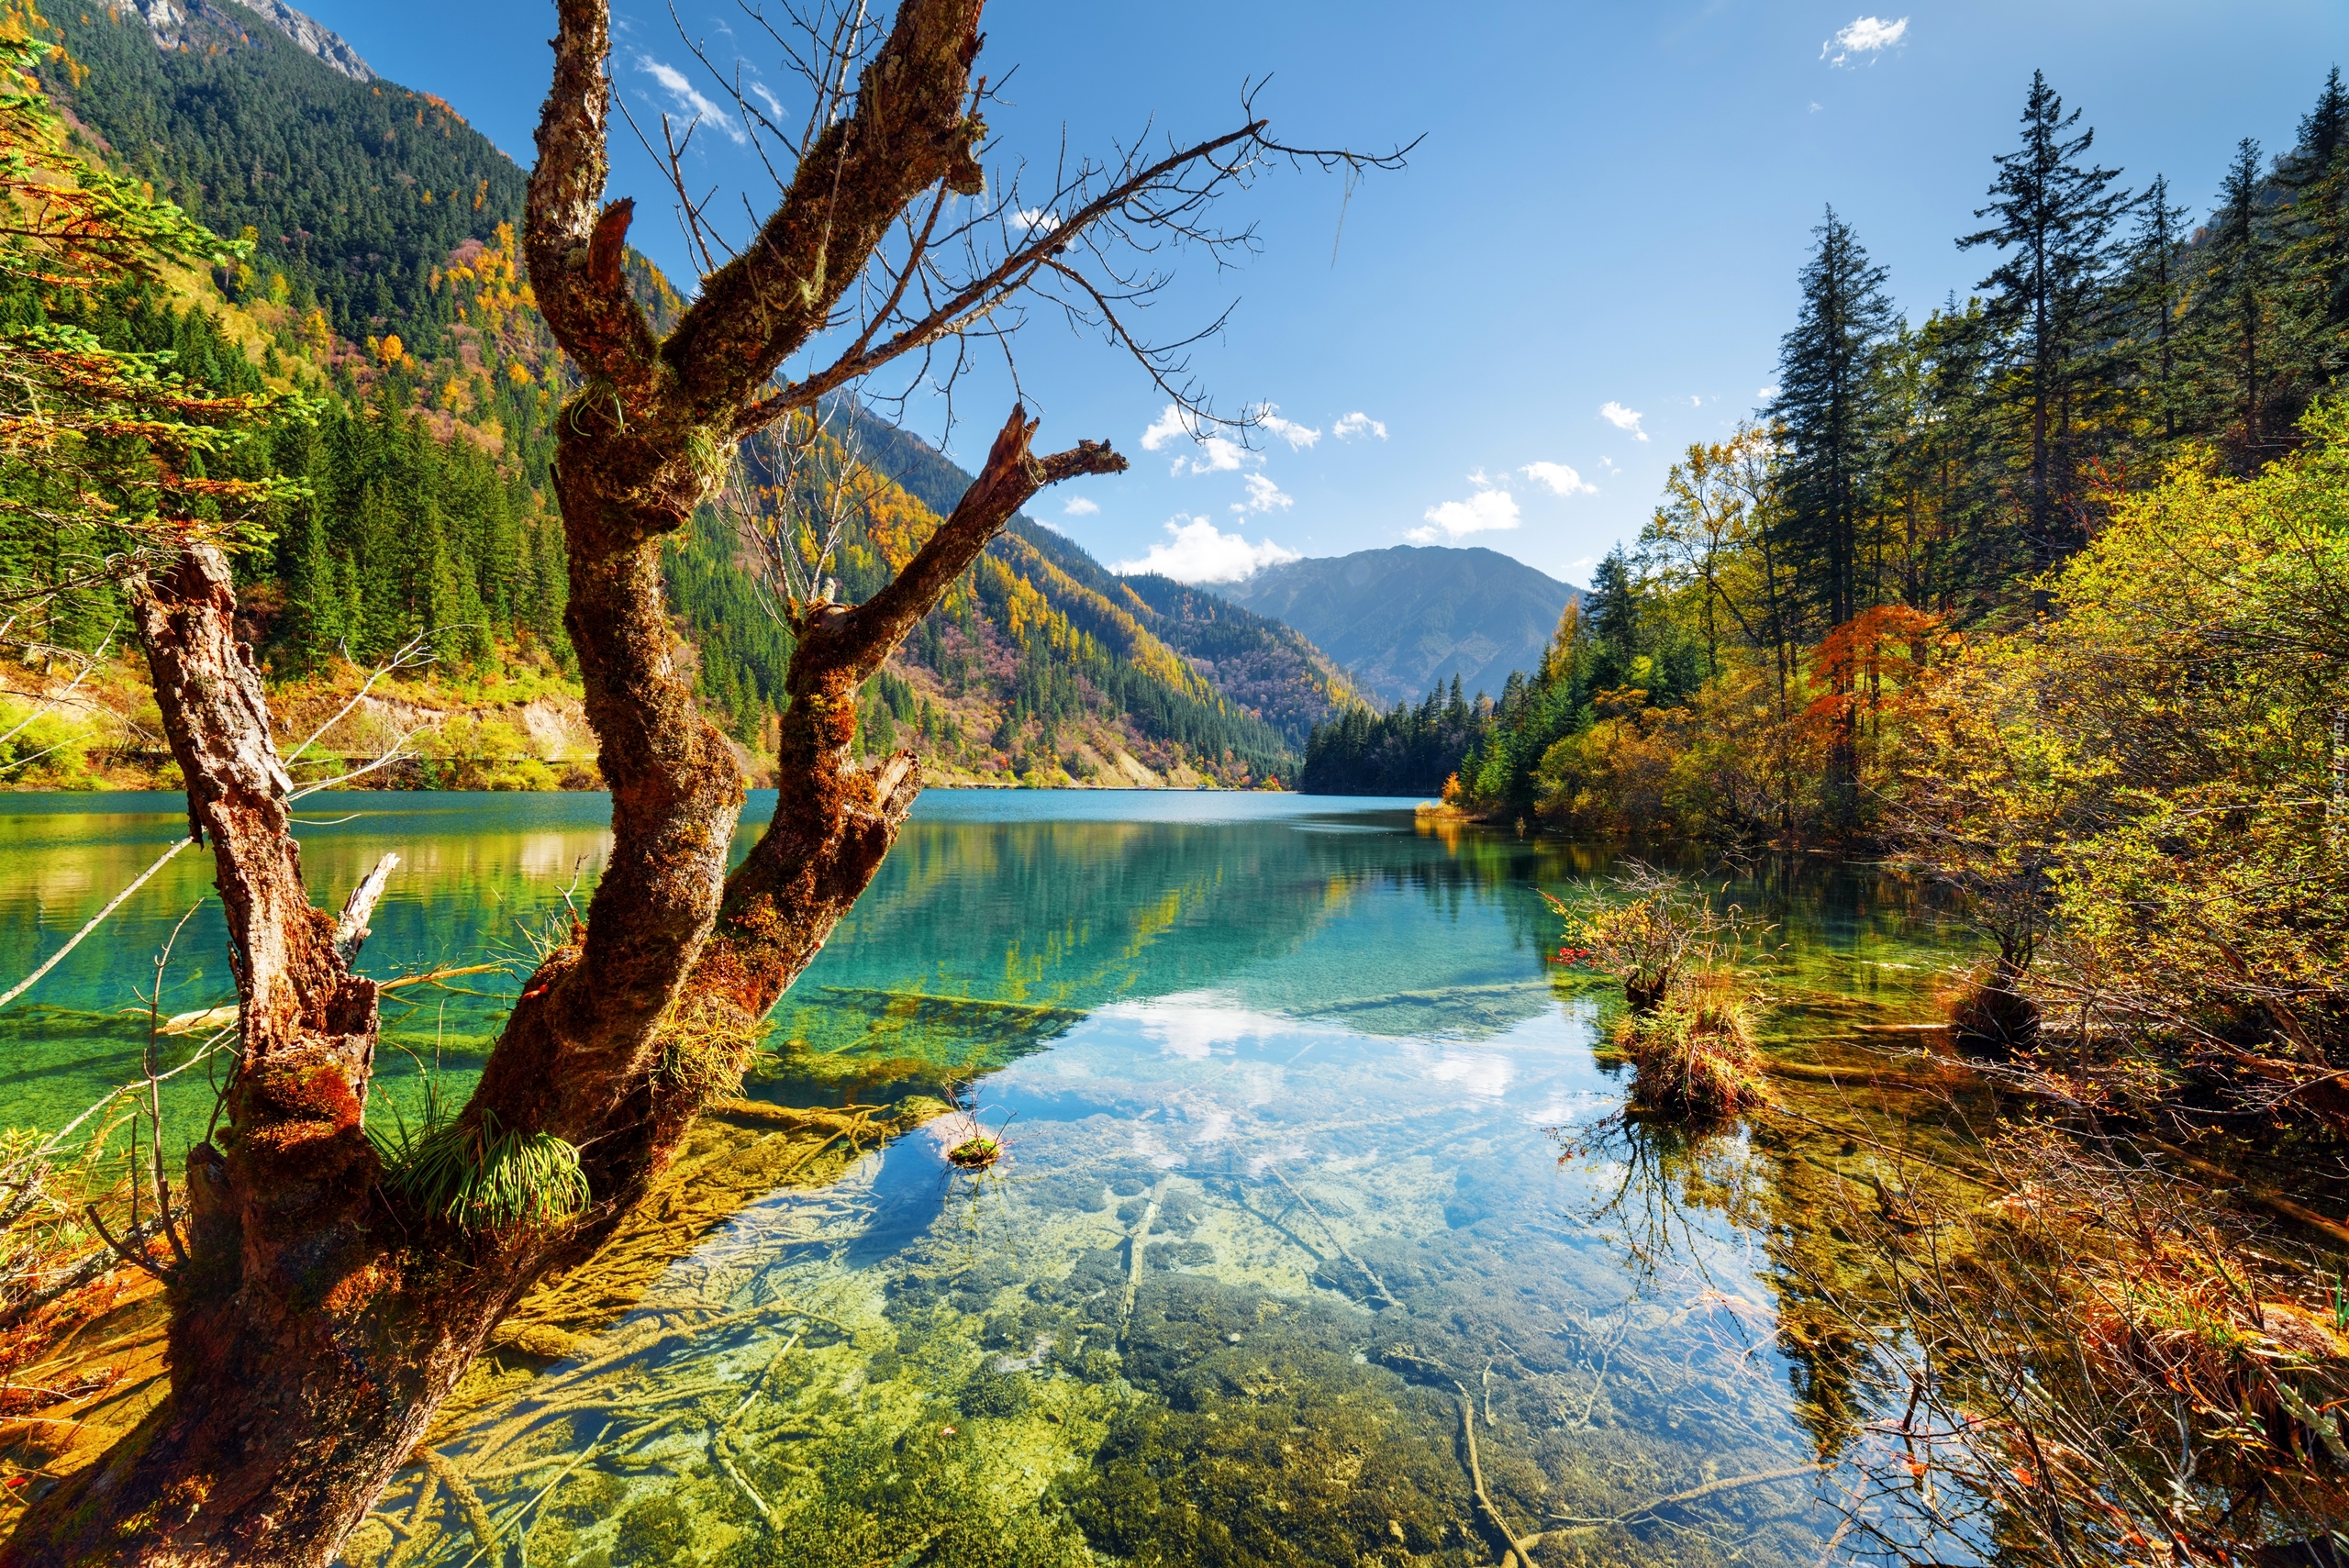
left=457, top=1422, right=613, bottom=1568
left=711, top=1425, right=771, bottom=1522
left=381, top=1469, right=442, bottom=1568
left=1118, top=1173, right=1174, bottom=1337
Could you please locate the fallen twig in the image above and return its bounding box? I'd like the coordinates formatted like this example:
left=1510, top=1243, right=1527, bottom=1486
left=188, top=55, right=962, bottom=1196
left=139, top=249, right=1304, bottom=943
left=0, top=836, right=192, bottom=1012
left=417, top=1447, right=495, bottom=1561
left=1453, top=1380, right=1540, bottom=1566
left=1268, top=1164, right=1400, bottom=1310
left=1542, top=1462, right=1825, bottom=1532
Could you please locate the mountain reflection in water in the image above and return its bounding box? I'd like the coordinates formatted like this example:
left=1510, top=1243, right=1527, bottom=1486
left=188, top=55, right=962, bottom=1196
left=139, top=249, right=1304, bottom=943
left=0, top=791, right=1977, bottom=1566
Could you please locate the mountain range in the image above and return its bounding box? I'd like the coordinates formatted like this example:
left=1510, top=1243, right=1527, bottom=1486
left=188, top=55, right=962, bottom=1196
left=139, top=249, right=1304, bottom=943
left=26, top=0, right=1568, bottom=790
left=29, top=0, right=1361, bottom=789
left=1210, top=546, right=1582, bottom=706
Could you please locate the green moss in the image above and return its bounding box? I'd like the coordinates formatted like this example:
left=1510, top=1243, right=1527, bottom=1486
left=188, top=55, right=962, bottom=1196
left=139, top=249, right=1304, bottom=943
left=957, top=1365, right=1030, bottom=1418
left=715, top=1431, right=1090, bottom=1568
left=1057, top=1274, right=1475, bottom=1565
left=615, top=1495, right=696, bottom=1565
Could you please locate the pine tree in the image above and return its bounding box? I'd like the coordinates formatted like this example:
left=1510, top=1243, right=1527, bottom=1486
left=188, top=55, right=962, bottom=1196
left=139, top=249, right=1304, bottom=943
left=2121, top=172, right=2189, bottom=444
left=1959, top=72, right=2130, bottom=565
left=2196, top=139, right=2284, bottom=459
left=2280, top=69, right=2349, bottom=390
left=1586, top=548, right=1642, bottom=692
left=1777, top=206, right=1897, bottom=629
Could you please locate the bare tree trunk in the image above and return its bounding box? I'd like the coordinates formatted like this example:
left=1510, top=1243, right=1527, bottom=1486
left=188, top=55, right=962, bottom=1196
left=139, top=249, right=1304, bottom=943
left=1, top=1, right=1126, bottom=1560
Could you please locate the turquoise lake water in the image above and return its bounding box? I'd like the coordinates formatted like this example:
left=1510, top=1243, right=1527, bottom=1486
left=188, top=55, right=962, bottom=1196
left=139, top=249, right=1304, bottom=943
left=0, top=790, right=1970, bottom=1566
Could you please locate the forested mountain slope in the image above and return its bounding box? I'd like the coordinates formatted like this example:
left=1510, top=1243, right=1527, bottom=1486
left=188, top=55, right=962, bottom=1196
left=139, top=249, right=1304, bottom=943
left=6, top=2, right=1323, bottom=789
left=50, top=1, right=523, bottom=350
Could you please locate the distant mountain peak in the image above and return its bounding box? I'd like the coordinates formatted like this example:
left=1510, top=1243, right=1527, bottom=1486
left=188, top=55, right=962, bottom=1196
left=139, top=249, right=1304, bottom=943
left=1208, top=544, right=1583, bottom=706
left=232, top=0, right=374, bottom=80
left=139, top=0, right=375, bottom=82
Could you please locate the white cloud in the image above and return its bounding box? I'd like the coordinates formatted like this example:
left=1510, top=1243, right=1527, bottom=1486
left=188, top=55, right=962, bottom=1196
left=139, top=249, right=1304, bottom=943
left=748, top=81, right=785, bottom=122
left=1189, top=436, right=1249, bottom=473
left=1598, top=401, right=1649, bottom=441
left=1333, top=411, right=1387, bottom=441
left=1822, top=15, right=1908, bottom=66
left=1757, top=384, right=1781, bottom=401
left=635, top=55, right=745, bottom=144
left=1141, top=405, right=1192, bottom=451
left=1015, top=207, right=1062, bottom=234
left=1113, top=517, right=1300, bottom=583
left=1598, top=455, right=1621, bottom=474
left=1809, top=101, right=1824, bottom=113
left=1062, top=495, right=1099, bottom=517
left=1688, top=395, right=1703, bottom=408
left=1141, top=403, right=1256, bottom=474
left=1256, top=406, right=1320, bottom=449
left=1520, top=462, right=1596, bottom=497
left=1409, top=476, right=1520, bottom=543
left=1235, top=473, right=1292, bottom=513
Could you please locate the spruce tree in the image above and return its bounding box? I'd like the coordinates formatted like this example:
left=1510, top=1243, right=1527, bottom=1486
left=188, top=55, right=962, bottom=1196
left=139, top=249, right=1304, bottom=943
left=1776, top=206, right=1897, bottom=630
left=2283, top=67, right=2348, bottom=190
left=279, top=510, right=340, bottom=673
left=1959, top=72, right=2130, bottom=565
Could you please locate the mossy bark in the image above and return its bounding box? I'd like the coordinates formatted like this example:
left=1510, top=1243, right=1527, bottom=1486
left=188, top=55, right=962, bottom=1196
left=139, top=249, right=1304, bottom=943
left=0, top=2, right=1122, bottom=1562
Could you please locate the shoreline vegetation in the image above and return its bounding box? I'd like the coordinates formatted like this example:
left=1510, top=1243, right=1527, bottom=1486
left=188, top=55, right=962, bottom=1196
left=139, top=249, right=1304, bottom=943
left=0, top=651, right=1296, bottom=795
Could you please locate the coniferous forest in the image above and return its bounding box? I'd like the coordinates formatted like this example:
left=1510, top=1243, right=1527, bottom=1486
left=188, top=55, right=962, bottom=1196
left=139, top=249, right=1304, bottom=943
left=1442, top=69, right=2349, bottom=836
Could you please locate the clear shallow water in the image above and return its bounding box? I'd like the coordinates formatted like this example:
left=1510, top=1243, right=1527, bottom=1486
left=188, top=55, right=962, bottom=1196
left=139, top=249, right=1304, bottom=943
left=0, top=791, right=1971, bottom=1566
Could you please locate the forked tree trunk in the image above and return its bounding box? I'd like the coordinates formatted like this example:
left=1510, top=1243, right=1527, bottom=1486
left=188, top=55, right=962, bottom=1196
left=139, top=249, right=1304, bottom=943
left=1, top=1, right=1123, bottom=1560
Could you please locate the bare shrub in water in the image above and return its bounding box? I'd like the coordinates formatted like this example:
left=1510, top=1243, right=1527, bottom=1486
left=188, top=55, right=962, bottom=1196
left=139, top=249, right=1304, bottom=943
left=1939, top=958, right=2042, bottom=1055
left=1549, top=867, right=1772, bottom=1117
left=1616, top=973, right=1771, bottom=1118
left=1801, top=1121, right=2349, bottom=1565
left=1543, top=862, right=1752, bottom=1013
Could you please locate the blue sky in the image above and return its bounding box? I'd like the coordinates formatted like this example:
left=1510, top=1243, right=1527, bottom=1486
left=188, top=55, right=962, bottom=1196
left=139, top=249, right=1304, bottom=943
left=296, top=1, right=2345, bottom=589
